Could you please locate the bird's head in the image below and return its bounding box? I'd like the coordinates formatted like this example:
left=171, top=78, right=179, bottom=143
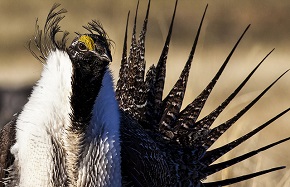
left=66, top=33, right=113, bottom=130
left=67, top=34, right=112, bottom=74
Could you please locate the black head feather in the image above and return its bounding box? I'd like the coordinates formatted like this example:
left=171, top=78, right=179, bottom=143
left=67, top=32, right=112, bottom=132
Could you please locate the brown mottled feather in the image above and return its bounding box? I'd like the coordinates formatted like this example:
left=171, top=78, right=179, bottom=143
left=0, top=116, right=17, bottom=187
left=117, top=1, right=290, bottom=186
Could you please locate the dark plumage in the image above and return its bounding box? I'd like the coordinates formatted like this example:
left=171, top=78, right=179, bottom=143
left=68, top=32, right=112, bottom=130
left=117, top=0, right=290, bottom=186
left=0, top=1, right=289, bottom=187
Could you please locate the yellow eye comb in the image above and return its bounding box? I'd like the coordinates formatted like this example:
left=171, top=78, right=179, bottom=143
left=78, top=35, right=95, bottom=51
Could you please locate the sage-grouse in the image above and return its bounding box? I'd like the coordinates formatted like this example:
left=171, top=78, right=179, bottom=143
left=0, top=1, right=289, bottom=187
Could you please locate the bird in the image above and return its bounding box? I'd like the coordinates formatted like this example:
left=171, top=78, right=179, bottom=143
left=1, top=4, right=121, bottom=187
left=0, top=1, right=289, bottom=187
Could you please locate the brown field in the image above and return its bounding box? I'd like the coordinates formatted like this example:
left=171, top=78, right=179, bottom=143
left=0, top=1, right=290, bottom=186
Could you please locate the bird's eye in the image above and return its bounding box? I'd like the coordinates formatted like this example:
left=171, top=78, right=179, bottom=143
left=78, top=42, right=87, bottom=51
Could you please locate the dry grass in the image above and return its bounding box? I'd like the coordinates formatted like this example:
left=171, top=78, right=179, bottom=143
left=1, top=1, right=290, bottom=186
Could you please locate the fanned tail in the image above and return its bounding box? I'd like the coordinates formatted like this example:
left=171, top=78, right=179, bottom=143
left=193, top=49, right=274, bottom=139
left=201, top=108, right=290, bottom=167
left=117, top=1, right=290, bottom=186
left=202, top=69, right=289, bottom=149
left=203, top=137, right=290, bottom=177
left=175, top=25, right=250, bottom=132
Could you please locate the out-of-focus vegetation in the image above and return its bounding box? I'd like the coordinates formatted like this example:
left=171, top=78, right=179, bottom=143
left=0, top=1, right=290, bottom=186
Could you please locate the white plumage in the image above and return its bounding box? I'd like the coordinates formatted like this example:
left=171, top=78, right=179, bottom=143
left=11, top=50, right=73, bottom=186
left=10, top=50, right=121, bottom=186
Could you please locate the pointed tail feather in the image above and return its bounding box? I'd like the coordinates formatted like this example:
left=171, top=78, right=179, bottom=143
left=124, top=0, right=139, bottom=101
left=202, top=136, right=290, bottom=176
left=158, top=5, right=208, bottom=134
left=201, top=108, right=290, bottom=166
left=131, top=0, right=151, bottom=120
left=143, top=65, right=157, bottom=126
left=116, top=11, right=130, bottom=104
left=152, top=0, right=179, bottom=118
left=194, top=49, right=274, bottom=133
left=203, top=166, right=286, bottom=187
left=116, top=0, right=151, bottom=120
left=135, top=0, right=151, bottom=87
left=177, top=25, right=251, bottom=130
left=203, top=69, right=289, bottom=149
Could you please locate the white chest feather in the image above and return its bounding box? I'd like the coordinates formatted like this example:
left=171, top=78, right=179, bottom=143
left=10, top=49, right=122, bottom=187
left=11, top=50, right=73, bottom=186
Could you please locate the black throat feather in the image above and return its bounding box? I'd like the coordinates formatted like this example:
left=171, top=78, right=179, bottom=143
left=69, top=56, right=108, bottom=131
left=68, top=21, right=112, bottom=131
left=63, top=20, right=112, bottom=185
left=63, top=38, right=110, bottom=186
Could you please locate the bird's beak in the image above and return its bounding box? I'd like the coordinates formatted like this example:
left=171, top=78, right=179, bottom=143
left=101, top=52, right=112, bottom=63
left=93, top=48, right=112, bottom=63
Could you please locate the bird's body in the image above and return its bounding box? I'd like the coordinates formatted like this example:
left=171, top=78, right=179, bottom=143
left=10, top=50, right=120, bottom=186
left=11, top=50, right=73, bottom=186
left=1, top=1, right=290, bottom=187
left=1, top=7, right=122, bottom=185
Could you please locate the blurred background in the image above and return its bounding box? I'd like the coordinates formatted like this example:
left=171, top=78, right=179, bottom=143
left=0, top=0, right=290, bottom=186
